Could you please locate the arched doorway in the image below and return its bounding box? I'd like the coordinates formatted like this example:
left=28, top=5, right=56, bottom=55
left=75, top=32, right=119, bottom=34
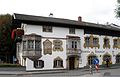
left=67, top=56, right=79, bottom=70
left=87, top=53, right=97, bottom=65
left=116, top=53, right=120, bottom=64
left=103, top=53, right=111, bottom=63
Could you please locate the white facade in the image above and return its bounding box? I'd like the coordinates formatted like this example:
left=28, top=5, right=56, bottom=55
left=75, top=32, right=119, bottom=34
left=18, top=24, right=84, bottom=71
left=14, top=14, right=120, bottom=71
left=81, top=34, right=120, bottom=67
left=17, top=23, right=120, bottom=71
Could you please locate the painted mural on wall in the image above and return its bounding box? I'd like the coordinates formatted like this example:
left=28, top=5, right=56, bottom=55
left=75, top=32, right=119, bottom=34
left=84, top=35, right=100, bottom=48
left=43, top=39, right=52, bottom=55
left=53, top=39, right=63, bottom=51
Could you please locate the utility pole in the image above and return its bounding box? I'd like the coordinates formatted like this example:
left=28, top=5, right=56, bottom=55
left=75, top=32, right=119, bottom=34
left=89, top=57, right=93, bottom=74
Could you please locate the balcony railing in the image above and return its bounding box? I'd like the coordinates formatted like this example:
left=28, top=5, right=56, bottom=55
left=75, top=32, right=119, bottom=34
left=22, top=51, right=42, bottom=60
left=67, top=48, right=81, bottom=56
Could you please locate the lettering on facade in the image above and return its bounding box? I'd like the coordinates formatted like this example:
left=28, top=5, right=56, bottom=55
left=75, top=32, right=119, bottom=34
left=82, top=51, right=90, bottom=53
left=95, top=51, right=105, bottom=53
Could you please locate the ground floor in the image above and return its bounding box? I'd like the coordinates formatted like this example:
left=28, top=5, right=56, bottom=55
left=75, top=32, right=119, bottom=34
left=17, top=51, right=120, bottom=71
left=25, top=55, right=80, bottom=71
left=81, top=51, right=120, bottom=67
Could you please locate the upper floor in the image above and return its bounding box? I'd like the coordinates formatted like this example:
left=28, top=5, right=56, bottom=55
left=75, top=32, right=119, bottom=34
left=13, top=13, right=120, bottom=59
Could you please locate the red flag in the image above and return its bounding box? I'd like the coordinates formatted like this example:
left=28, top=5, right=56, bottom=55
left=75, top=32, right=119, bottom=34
left=11, top=29, right=16, bottom=40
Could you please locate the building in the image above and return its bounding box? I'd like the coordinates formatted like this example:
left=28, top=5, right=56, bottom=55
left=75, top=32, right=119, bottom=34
left=13, top=13, right=120, bottom=71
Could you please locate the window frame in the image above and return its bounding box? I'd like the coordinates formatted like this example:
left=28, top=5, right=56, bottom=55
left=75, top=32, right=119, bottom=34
left=23, top=41, right=27, bottom=51
left=113, top=39, right=118, bottom=47
left=84, top=35, right=99, bottom=48
left=72, top=41, right=77, bottom=49
left=93, top=38, right=99, bottom=47
left=34, top=60, right=44, bottom=68
left=27, top=40, right=34, bottom=50
left=103, top=37, right=110, bottom=48
left=53, top=57, right=63, bottom=68
left=43, top=25, right=52, bottom=32
left=85, top=37, right=90, bottom=47
left=69, top=28, right=75, bottom=34
left=35, top=40, right=41, bottom=51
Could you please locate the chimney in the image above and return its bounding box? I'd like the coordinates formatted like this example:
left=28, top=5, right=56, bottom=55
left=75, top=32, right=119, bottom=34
left=78, top=16, right=82, bottom=22
left=49, top=13, right=53, bottom=17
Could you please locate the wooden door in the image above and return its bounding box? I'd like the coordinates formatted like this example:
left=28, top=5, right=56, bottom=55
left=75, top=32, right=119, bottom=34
left=69, top=57, right=75, bottom=70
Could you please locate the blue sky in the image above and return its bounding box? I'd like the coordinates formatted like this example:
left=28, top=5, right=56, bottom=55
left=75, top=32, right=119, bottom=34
left=0, top=0, right=119, bottom=25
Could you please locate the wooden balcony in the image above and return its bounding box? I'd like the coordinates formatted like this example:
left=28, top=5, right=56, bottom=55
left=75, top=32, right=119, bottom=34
left=67, top=48, right=81, bottom=56
left=22, top=51, right=42, bottom=60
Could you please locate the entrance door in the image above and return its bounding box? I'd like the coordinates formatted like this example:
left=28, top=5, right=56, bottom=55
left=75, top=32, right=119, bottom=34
left=69, top=57, right=75, bottom=70
left=116, top=55, right=120, bottom=64
left=103, top=55, right=111, bottom=62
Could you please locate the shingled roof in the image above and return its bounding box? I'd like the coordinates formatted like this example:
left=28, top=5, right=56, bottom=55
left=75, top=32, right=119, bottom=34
left=13, top=13, right=120, bottom=31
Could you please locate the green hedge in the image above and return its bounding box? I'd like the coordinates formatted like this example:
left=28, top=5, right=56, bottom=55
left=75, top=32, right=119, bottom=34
left=0, top=64, right=22, bottom=67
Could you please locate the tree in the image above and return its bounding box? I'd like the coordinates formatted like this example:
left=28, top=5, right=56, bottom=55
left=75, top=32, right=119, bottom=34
left=0, top=14, right=13, bottom=63
left=116, top=0, right=120, bottom=18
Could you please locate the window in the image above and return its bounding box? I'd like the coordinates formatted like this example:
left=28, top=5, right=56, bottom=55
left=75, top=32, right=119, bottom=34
left=85, top=37, right=90, bottom=47
left=34, top=60, right=44, bottom=68
left=116, top=55, right=120, bottom=64
left=23, top=41, right=26, bottom=50
left=84, top=35, right=100, bottom=48
left=28, top=40, right=34, bottom=50
left=114, top=39, right=118, bottom=47
left=104, top=39, right=109, bottom=46
left=69, top=28, right=75, bottom=34
left=53, top=57, right=63, bottom=68
left=72, top=41, right=77, bottom=48
left=113, top=39, right=120, bottom=48
left=43, top=25, right=52, bottom=32
left=35, top=40, right=41, bottom=51
left=93, top=38, right=99, bottom=47
left=53, top=40, right=63, bottom=51
left=103, top=37, right=110, bottom=48
left=23, top=40, right=41, bottom=51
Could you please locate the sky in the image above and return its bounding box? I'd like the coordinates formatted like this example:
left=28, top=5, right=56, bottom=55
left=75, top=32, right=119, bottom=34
left=0, top=0, right=119, bottom=25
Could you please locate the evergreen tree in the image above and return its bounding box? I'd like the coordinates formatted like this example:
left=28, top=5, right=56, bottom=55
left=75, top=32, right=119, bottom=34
left=116, top=0, right=120, bottom=18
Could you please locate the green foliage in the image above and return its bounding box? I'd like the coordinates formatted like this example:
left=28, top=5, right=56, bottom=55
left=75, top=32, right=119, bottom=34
left=0, top=63, right=21, bottom=67
left=0, top=14, right=13, bottom=56
left=116, top=0, right=120, bottom=18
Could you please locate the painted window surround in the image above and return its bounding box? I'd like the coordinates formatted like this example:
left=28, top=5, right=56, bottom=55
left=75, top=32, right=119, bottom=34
left=84, top=35, right=100, bottom=48
left=113, top=38, right=120, bottom=49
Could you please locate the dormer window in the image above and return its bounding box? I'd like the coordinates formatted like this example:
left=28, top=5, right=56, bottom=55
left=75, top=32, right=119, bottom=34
left=43, top=25, right=52, bottom=32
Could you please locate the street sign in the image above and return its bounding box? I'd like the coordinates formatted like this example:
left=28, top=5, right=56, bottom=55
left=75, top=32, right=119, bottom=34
left=93, top=58, right=99, bottom=65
